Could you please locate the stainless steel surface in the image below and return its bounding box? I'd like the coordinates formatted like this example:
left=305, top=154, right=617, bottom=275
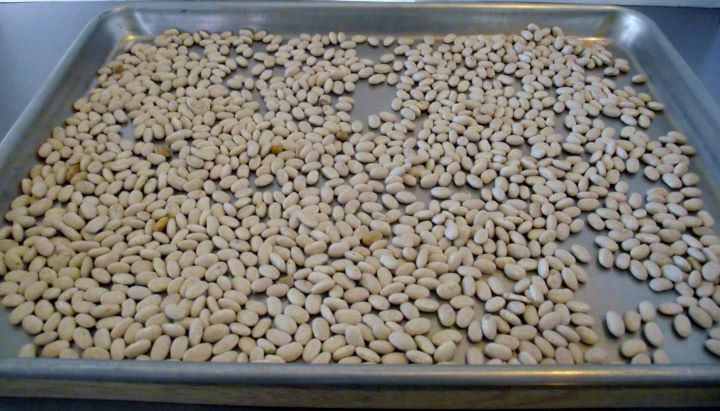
left=5, top=0, right=720, bottom=5
left=1, top=1, right=720, bottom=408
left=2, top=2, right=719, bottom=143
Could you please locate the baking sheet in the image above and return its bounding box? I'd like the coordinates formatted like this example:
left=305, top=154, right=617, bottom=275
left=0, top=1, right=719, bottom=407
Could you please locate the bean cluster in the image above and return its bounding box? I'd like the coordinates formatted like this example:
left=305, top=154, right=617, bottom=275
left=2, top=25, right=719, bottom=364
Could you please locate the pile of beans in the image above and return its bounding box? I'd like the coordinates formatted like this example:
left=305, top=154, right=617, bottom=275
left=2, top=24, right=719, bottom=364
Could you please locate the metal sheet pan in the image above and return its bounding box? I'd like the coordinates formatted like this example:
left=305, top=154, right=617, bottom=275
left=1, top=1, right=720, bottom=407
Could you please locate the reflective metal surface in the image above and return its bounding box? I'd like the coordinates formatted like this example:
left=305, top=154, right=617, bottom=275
left=1, top=3, right=720, bottom=142
left=0, top=1, right=719, bottom=407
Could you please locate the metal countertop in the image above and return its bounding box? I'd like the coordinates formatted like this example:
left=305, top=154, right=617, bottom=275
left=0, top=2, right=719, bottom=142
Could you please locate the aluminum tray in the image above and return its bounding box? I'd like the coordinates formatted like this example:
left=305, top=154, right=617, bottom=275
left=1, top=1, right=720, bottom=408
